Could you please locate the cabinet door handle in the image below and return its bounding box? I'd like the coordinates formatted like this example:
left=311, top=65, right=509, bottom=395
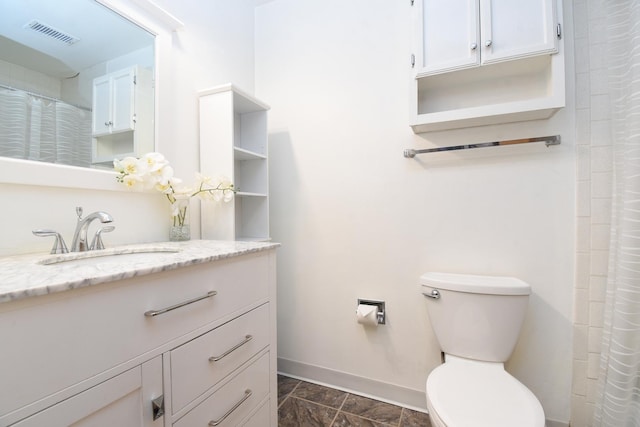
left=144, top=291, right=217, bottom=317
left=470, top=42, right=477, bottom=50
left=104, top=120, right=113, bottom=126
left=208, top=389, right=252, bottom=426
left=151, top=395, right=164, bottom=421
left=485, top=39, right=492, bottom=47
left=208, top=335, right=253, bottom=362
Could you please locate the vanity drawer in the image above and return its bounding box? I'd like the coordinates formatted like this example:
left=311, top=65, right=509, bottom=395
left=171, top=303, right=270, bottom=413
left=174, top=352, right=270, bottom=427
left=0, top=252, right=269, bottom=418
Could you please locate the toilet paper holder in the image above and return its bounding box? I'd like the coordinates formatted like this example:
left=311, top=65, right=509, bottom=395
left=357, top=299, right=386, bottom=325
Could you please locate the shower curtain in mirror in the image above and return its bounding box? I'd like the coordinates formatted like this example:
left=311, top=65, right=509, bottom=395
left=593, top=0, right=640, bottom=425
left=0, top=87, right=91, bottom=167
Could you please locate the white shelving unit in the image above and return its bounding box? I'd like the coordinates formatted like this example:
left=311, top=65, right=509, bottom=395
left=199, top=83, right=270, bottom=241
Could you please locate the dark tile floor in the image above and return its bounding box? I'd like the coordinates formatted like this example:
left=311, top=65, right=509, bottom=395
left=278, top=375, right=432, bottom=427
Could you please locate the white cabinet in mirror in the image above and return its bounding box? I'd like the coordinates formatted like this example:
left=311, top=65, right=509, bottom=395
left=0, top=0, right=182, bottom=190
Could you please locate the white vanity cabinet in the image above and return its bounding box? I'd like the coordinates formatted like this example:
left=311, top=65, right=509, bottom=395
left=0, top=248, right=277, bottom=427
left=411, top=0, right=565, bottom=132
left=91, top=66, right=154, bottom=165
left=199, top=84, right=270, bottom=242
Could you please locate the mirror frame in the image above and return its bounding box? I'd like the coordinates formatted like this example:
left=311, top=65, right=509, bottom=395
left=0, top=0, right=183, bottom=191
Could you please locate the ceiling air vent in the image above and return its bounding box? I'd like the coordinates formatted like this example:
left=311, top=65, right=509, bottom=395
left=24, top=20, right=80, bottom=45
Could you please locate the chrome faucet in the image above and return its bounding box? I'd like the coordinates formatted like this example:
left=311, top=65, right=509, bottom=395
left=71, top=207, right=114, bottom=252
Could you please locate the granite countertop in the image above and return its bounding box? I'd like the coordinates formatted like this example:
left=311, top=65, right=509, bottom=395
left=0, top=240, right=279, bottom=304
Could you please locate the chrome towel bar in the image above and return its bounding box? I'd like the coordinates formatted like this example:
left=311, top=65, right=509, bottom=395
left=403, top=135, right=560, bottom=158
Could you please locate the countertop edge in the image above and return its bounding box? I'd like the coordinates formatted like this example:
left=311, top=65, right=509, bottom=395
left=0, top=240, right=279, bottom=304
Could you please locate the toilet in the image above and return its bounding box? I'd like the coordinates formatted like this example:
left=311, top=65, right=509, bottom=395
left=420, top=272, right=545, bottom=427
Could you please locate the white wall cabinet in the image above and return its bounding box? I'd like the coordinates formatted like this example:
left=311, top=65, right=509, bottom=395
left=0, top=250, right=278, bottom=427
left=416, top=0, right=558, bottom=76
left=91, top=66, right=154, bottom=165
left=411, top=0, right=564, bottom=132
left=199, top=84, right=270, bottom=241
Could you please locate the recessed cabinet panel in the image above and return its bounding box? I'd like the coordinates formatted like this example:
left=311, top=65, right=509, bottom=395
left=111, top=69, right=136, bottom=133
left=13, top=366, right=148, bottom=427
left=92, top=76, right=112, bottom=136
left=480, top=0, right=558, bottom=64
left=420, top=0, right=479, bottom=74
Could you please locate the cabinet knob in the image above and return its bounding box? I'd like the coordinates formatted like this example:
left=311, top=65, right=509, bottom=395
left=485, top=39, right=492, bottom=47
left=470, top=42, right=477, bottom=50
left=104, top=121, right=113, bottom=126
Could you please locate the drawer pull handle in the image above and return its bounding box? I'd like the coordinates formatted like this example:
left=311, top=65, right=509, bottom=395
left=209, top=335, right=253, bottom=362
left=208, top=389, right=252, bottom=426
left=144, top=291, right=217, bottom=317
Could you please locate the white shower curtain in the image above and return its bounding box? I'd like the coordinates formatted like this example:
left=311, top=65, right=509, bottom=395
left=593, top=0, right=640, bottom=425
left=0, top=87, right=91, bottom=167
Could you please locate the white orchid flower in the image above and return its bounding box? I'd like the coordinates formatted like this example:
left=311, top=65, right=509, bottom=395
left=121, top=173, right=144, bottom=191
left=142, top=152, right=168, bottom=172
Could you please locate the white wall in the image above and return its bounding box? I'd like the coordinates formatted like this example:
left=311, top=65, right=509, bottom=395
left=256, top=0, right=575, bottom=423
left=0, top=0, right=257, bottom=257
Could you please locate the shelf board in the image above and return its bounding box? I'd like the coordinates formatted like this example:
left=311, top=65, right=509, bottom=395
left=236, top=191, right=268, bottom=198
left=411, top=100, right=563, bottom=133
left=236, top=236, right=272, bottom=242
left=234, top=147, right=267, bottom=161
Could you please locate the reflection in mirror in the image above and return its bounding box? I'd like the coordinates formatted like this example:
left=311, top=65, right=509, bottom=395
left=0, top=0, right=155, bottom=169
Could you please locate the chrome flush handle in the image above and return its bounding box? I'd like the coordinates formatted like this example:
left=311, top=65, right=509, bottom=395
left=423, top=289, right=441, bottom=299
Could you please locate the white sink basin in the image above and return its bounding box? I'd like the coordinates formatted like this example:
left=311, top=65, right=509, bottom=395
left=40, top=247, right=181, bottom=267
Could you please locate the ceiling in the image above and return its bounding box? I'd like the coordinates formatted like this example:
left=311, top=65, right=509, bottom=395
left=0, top=0, right=154, bottom=78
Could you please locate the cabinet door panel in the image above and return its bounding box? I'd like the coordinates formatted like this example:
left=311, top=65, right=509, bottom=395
left=110, top=69, right=136, bottom=133
left=480, top=0, right=557, bottom=64
left=92, top=76, right=112, bottom=136
left=419, top=0, right=479, bottom=75
left=13, top=367, right=143, bottom=427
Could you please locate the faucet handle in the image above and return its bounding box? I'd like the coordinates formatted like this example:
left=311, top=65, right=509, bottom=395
left=91, top=225, right=115, bottom=250
left=33, top=229, right=69, bottom=254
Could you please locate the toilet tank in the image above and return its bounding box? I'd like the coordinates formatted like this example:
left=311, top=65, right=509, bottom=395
left=420, top=272, right=531, bottom=363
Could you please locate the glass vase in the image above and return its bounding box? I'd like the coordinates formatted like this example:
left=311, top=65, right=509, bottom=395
left=169, top=196, right=190, bottom=241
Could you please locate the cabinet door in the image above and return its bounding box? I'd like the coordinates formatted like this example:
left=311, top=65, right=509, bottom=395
left=479, top=0, right=557, bottom=64
left=13, top=358, right=163, bottom=427
left=92, top=75, right=112, bottom=137
left=110, top=68, right=136, bottom=134
left=417, top=0, right=479, bottom=76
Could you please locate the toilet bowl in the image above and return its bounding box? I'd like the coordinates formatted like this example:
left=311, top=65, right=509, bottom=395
left=420, top=272, right=545, bottom=427
left=426, top=356, right=545, bottom=427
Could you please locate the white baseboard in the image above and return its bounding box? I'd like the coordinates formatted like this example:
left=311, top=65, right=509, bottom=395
left=277, top=357, right=428, bottom=412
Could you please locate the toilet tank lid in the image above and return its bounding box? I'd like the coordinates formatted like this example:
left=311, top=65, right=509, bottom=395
left=420, top=272, right=531, bottom=296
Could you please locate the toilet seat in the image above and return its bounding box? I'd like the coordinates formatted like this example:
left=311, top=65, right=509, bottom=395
left=426, top=358, right=545, bottom=427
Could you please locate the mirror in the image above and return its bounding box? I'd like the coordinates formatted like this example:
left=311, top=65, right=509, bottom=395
left=0, top=0, right=155, bottom=169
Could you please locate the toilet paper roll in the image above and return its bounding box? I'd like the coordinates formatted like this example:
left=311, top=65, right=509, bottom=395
left=356, top=304, right=379, bottom=326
